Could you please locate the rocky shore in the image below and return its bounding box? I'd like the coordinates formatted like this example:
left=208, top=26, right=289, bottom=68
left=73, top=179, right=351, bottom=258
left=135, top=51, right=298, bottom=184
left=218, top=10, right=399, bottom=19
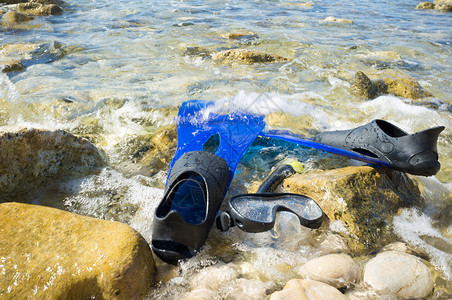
left=1, top=0, right=450, bottom=298
left=0, top=125, right=450, bottom=299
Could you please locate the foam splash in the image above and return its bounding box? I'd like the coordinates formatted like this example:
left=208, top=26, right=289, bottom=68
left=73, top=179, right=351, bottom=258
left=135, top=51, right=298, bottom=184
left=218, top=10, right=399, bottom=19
left=358, top=95, right=448, bottom=131
left=199, top=91, right=330, bottom=128
left=60, top=167, right=163, bottom=242
left=393, top=208, right=452, bottom=279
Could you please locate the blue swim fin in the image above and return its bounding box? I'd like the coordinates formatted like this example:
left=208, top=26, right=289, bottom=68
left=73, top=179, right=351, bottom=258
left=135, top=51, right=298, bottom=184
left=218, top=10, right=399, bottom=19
left=152, top=100, right=265, bottom=264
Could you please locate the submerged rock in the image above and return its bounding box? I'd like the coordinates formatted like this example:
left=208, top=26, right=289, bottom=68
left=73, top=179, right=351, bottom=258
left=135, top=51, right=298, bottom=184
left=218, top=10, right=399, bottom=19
left=417, top=1, right=452, bottom=11
left=211, top=49, right=288, bottom=64
left=0, top=58, right=24, bottom=72
left=1, top=11, right=34, bottom=25
left=0, top=202, right=155, bottom=299
left=283, top=166, right=423, bottom=253
left=322, top=16, right=354, bottom=24
left=17, top=2, right=63, bottom=16
left=297, top=253, right=361, bottom=289
left=352, top=71, right=432, bottom=100
left=270, top=279, right=347, bottom=300
left=363, top=250, right=433, bottom=299
left=0, top=127, right=106, bottom=199
left=135, top=124, right=177, bottom=176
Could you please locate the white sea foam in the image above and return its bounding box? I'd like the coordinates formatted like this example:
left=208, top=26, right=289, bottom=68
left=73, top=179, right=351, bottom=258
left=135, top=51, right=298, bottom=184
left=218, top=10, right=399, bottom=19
left=61, top=167, right=163, bottom=242
left=393, top=208, right=452, bottom=279
left=201, top=91, right=330, bottom=129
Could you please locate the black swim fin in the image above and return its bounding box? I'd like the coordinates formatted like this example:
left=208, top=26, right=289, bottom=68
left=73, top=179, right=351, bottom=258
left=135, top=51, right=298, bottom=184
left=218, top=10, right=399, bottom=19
left=313, top=119, right=445, bottom=176
left=152, top=151, right=230, bottom=265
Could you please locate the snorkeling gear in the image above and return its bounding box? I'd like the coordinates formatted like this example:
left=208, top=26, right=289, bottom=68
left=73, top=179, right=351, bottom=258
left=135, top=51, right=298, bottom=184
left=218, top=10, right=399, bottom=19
left=216, top=164, right=324, bottom=233
left=312, top=119, right=445, bottom=176
left=152, top=100, right=444, bottom=264
left=152, top=151, right=229, bottom=264
left=152, top=101, right=265, bottom=264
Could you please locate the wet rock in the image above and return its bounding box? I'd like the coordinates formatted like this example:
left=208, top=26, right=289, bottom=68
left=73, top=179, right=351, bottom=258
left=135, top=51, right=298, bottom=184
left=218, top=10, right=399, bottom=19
left=352, top=71, right=380, bottom=99
left=297, top=253, right=361, bottom=289
left=1, top=11, right=34, bottom=25
left=0, top=0, right=27, bottom=3
left=221, top=32, right=258, bottom=40
left=417, top=1, right=452, bottom=11
left=417, top=1, right=435, bottom=9
left=180, top=289, right=217, bottom=300
left=363, top=251, right=433, bottom=299
left=381, top=242, right=430, bottom=261
left=270, top=279, right=347, bottom=300
left=223, top=278, right=269, bottom=300
left=381, top=76, right=432, bottom=99
left=211, top=49, right=288, bottom=64
left=0, top=202, right=155, bottom=299
left=0, top=127, right=106, bottom=200
left=284, top=2, right=313, bottom=8
left=317, top=233, right=351, bottom=254
left=189, top=263, right=240, bottom=290
left=136, top=124, right=177, bottom=176
left=322, top=16, right=354, bottom=24
left=0, top=58, right=24, bottom=72
left=352, top=71, right=432, bottom=100
left=283, top=166, right=423, bottom=253
left=0, top=43, right=39, bottom=60
left=17, top=2, right=63, bottom=16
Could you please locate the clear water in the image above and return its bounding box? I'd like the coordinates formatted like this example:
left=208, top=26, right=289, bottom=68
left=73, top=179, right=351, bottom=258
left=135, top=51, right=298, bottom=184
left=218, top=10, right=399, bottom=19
left=1, top=0, right=451, bottom=298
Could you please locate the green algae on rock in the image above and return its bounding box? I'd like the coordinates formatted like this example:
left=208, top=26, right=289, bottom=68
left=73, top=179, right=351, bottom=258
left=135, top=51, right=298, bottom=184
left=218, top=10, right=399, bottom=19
left=0, top=127, right=106, bottom=200
left=211, top=49, right=289, bottom=64
left=17, top=2, right=63, bottom=16
left=352, top=71, right=432, bottom=100
left=0, top=202, right=155, bottom=299
left=417, top=1, right=452, bottom=11
left=283, top=166, right=423, bottom=253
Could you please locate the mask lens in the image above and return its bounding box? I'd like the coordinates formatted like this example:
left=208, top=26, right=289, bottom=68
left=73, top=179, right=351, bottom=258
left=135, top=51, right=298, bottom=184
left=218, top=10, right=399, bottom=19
left=230, top=196, right=274, bottom=223
left=230, top=194, right=323, bottom=224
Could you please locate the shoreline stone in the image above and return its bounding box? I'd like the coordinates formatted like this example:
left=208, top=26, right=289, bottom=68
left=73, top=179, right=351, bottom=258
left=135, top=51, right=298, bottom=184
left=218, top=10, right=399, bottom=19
left=211, top=49, right=289, bottom=64
left=322, top=16, right=354, bottom=24
left=352, top=71, right=432, bottom=100
left=283, top=166, right=423, bottom=253
left=0, top=202, right=155, bottom=299
left=363, top=250, right=433, bottom=299
left=417, top=1, right=452, bottom=11
left=0, top=58, right=24, bottom=72
left=297, top=253, right=361, bottom=288
left=0, top=127, right=106, bottom=200
left=17, top=2, right=63, bottom=16
left=270, top=279, right=347, bottom=300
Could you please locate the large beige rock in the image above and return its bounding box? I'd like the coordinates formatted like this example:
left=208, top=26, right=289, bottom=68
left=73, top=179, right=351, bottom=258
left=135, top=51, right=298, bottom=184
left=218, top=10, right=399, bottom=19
left=0, top=128, right=106, bottom=199
left=0, top=202, right=155, bottom=299
left=283, top=166, right=423, bottom=252
left=211, top=49, right=288, bottom=64
left=270, top=279, right=347, bottom=300
left=363, top=251, right=433, bottom=299
left=297, top=253, right=361, bottom=288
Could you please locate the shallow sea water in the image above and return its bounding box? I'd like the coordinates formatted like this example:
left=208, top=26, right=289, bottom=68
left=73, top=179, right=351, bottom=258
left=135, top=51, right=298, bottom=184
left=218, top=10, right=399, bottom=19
left=1, top=0, right=451, bottom=298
